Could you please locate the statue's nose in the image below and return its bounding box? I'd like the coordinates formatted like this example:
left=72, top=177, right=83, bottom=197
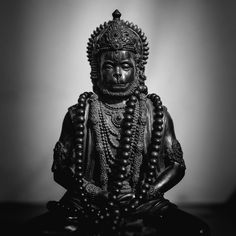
left=113, top=66, right=122, bottom=82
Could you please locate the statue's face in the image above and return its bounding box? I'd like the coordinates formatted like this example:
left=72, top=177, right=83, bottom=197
left=97, top=50, right=137, bottom=97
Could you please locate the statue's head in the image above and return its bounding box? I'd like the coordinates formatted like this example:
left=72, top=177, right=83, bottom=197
left=87, top=10, right=149, bottom=98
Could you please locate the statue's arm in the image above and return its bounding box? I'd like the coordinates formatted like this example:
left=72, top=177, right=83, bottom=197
left=52, top=110, right=108, bottom=204
left=51, top=112, right=76, bottom=189
left=152, top=109, right=186, bottom=195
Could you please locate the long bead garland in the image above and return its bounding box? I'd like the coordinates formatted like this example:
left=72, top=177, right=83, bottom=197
left=47, top=85, right=165, bottom=234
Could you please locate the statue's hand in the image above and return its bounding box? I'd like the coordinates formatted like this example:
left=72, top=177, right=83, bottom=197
left=131, top=197, right=170, bottom=217
left=117, top=193, right=135, bottom=206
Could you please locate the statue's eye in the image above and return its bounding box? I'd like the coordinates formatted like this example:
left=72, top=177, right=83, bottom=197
left=103, top=63, right=113, bottom=70
left=122, top=63, right=132, bottom=70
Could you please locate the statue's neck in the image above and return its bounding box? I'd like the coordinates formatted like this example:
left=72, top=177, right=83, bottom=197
left=98, top=96, right=128, bottom=106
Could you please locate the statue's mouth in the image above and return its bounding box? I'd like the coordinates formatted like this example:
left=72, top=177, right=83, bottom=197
left=110, top=83, right=129, bottom=90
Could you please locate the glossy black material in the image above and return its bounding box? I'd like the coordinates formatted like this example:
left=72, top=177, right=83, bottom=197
left=24, top=9, right=210, bottom=236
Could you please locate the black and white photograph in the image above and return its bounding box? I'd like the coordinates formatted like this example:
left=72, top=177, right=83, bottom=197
left=1, top=0, right=236, bottom=235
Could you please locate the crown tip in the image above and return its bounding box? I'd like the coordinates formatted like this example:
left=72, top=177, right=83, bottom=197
left=112, top=9, right=121, bottom=20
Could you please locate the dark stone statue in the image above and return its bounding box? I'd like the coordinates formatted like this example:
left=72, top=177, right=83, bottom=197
left=25, top=10, right=211, bottom=236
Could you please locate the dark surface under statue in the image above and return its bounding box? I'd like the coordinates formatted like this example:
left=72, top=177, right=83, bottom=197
left=25, top=10, right=211, bottom=236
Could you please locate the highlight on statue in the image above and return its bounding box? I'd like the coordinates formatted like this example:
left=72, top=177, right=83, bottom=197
left=25, top=10, right=211, bottom=236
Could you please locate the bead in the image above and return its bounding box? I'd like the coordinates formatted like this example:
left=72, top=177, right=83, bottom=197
left=75, top=144, right=83, bottom=151
left=126, top=101, right=135, bottom=108
left=77, top=123, right=84, bottom=130
left=143, top=183, right=150, bottom=189
left=118, top=166, right=126, bottom=174
left=123, top=144, right=131, bottom=151
left=138, top=85, right=144, bottom=91
left=148, top=171, right=155, bottom=177
left=141, top=189, right=147, bottom=195
left=138, top=195, right=144, bottom=201
left=134, top=90, right=140, bottom=96
left=77, top=165, right=83, bottom=171
left=77, top=109, right=85, bottom=115
left=90, top=208, right=95, bottom=213
left=77, top=152, right=83, bottom=158
left=86, top=203, right=91, bottom=208
left=153, top=95, right=160, bottom=102
left=113, top=208, right=120, bottom=215
left=78, top=97, right=86, bottom=103
left=116, top=158, right=129, bottom=166
left=81, top=92, right=87, bottom=96
left=123, top=137, right=131, bottom=144
left=153, top=131, right=162, bottom=139
left=113, top=188, right=121, bottom=194
left=108, top=201, right=114, bottom=207
left=77, top=102, right=85, bottom=109
left=77, top=179, right=83, bottom=184
left=77, top=116, right=85, bottom=123
left=77, top=158, right=83, bottom=164
left=117, top=173, right=125, bottom=180
left=151, top=151, right=159, bottom=158
left=76, top=138, right=83, bottom=144
left=124, top=129, right=132, bottom=136
left=83, top=198, right=88, bottom=203
left=114, top=181, right=123, bottom=188
left=150, top=158, right=158, bottom=165
left=156, top=125, right=163, bottom=132
left=78, top=186, right=84, bottom=191
left=77, top=172, right=83, bottom=177
left=126, top=107, right=134, bottom=114
left=152, top=138, right=161, bottom=145
left=110, top=195, right=118, bottom=201
left=130, top=204, right=136, bottom=210
left=152, top=144, right=160, bottom=152
left=114, top=215, right=120, bottom=220
left=143, top=85, right=148, bottom=94
left=76, top=130, right=84, bottom=137
left=124, top=114, right=133, bottom=121
left=121, top=151, right=130, bottom=159
left=124, top=207, right=129, bottom=213
left=156, top=111, right=164, bottom=118
left=113, top=220, right=119, bottom=225
left=148, top=93, right=155, bottom=100
left=123, top=122, right=132, bottom=129
left=73, top=208, right=79, bottom=213
left=94, top=219, right=99, bottom=224
left=130, top=95, right=137, bottom=102
left=148, top=164, right=156, bottom=170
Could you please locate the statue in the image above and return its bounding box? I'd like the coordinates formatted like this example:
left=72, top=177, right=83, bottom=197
left=26, top=10, right=210, bottom=236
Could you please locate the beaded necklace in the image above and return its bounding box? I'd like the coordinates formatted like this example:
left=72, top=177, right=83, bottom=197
left=48, top=85, right=165, bottom=233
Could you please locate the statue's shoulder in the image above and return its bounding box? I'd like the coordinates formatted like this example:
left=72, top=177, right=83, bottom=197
left=67, top=103, right=78, bottom=122
left=145, top=95, right=168, bottom=115
left=67, top=93, right=95, bottom=123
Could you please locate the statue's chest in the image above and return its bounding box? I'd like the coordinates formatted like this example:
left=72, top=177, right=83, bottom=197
left=99, top=105, right=124, bottom=150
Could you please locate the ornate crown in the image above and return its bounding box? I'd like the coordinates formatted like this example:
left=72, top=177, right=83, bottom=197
left=87, top=10, right=149, bottom=84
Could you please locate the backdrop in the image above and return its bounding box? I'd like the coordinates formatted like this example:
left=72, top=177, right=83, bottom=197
left=1, top=0, right=236, bottom=204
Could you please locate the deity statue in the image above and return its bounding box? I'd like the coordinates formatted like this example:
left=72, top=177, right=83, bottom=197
left=26, top=10, right=210, bottom=236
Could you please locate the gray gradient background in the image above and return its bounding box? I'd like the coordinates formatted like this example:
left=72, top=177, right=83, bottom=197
left=1, top=0, right=236, bottom=205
